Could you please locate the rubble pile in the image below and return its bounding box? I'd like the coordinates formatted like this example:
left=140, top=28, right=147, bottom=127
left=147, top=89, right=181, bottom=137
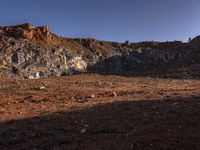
left=0, top=23, right=199, bottom=78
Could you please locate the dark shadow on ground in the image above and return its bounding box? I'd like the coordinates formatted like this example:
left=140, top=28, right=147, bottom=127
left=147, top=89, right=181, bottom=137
left=0, top=97, right=200, bottom=150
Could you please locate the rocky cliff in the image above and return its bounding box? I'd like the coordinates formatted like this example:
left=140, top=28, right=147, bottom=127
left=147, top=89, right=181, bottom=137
left=0, top=23, right=199, bottom=78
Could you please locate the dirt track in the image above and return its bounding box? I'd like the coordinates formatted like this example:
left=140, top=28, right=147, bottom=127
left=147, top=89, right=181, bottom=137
left=0, top=74, right=200, bottom=150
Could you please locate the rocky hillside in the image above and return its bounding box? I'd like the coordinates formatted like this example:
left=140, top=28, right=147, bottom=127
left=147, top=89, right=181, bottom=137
left=0, top=23, right=199, bottom=78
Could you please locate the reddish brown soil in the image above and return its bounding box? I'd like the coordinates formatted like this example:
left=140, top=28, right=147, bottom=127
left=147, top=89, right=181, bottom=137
left=0, top=74, right=200, bottom=150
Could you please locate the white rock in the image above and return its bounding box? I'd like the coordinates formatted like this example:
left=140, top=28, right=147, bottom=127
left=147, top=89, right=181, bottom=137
left=80, top=128, right=86, bottom=134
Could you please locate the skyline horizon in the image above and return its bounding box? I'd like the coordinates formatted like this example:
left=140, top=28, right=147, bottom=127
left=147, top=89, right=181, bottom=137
left=0, top=22, right=198, bottom=43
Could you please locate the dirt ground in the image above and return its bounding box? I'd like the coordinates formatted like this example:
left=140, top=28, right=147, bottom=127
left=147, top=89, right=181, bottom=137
left=0, top=74, right=200, bottom=150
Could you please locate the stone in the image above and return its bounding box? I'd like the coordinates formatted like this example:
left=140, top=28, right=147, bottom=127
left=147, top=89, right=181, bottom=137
left=90, top=94, right=95, bottom=98
left=80, top=128, right=86, bottom=134
left=39, top=86, right=46, bottom=90
left=83, top=124, right=90, bottom=128
left=75, top=94, right=88, bottom=103
left=27, top=72, right=40, bottom=79
left=112, top=92, right=117, bottom=97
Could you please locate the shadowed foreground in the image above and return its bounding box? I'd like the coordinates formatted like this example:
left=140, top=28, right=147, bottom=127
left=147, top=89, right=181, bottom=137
left=0, top=97, right=200, bottom=150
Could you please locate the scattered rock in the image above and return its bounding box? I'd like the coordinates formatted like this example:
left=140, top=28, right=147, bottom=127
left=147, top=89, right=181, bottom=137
left=39, top=86, right=46, bottom=90
left=90, top=94, right=95, bottom=98
left=32, top=86, right=46, bottom=91
left=74, top=94, right=88, bottom=103
left=112, top=92, right=117, bottom=97
left=80, top=128, right=86, bottom=134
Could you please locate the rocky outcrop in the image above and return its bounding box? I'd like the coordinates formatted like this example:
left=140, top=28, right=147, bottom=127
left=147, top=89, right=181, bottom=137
left=0, top=23, right=52, bottom=43
left=0, top=23, right=199, bottom=78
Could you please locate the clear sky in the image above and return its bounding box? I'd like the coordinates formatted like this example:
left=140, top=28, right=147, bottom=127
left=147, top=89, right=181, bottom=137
left=0, top=0, right=200, bottom=42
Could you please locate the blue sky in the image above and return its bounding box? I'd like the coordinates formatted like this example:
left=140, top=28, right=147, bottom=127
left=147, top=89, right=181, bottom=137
left=0, top=0, right=200, bottom=42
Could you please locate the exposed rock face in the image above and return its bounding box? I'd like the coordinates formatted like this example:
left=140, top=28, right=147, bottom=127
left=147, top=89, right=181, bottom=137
left=0, top=23, right=52, bottom=43
left=0, top=23, right=199, bottom=78
left=67, top=57, right=87, bottom=74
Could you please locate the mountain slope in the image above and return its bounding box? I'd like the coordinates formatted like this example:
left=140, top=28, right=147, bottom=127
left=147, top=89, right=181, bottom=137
left=0, top=23, right=199, bottom=78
